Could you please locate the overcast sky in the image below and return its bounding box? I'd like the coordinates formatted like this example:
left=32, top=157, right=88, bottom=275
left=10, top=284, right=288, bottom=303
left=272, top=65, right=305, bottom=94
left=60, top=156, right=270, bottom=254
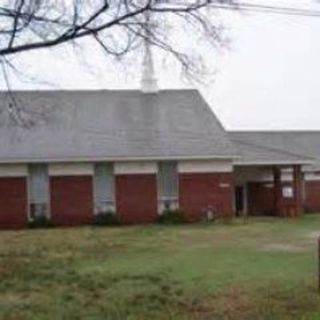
left=1, top=0, right=320, bottom=131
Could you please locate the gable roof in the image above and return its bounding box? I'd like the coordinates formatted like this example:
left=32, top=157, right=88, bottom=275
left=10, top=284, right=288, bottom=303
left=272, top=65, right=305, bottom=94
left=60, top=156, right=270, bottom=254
left=0, top=89, right=237, bottom=163
left=229, top=131, right=320, bottom=169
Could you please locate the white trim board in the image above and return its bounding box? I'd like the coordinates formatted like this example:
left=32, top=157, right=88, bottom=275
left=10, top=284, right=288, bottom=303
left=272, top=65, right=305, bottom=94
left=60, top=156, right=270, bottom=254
left=114, top=162, right=157, bottom=175
left=178, top=160, right=233, bottom=173
left=49, top=163, right=94, bottom=176
left=0, top=164, right=28, bottom=177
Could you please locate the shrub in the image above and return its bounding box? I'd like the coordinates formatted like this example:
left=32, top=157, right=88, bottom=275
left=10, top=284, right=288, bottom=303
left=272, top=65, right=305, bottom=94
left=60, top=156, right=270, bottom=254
left=28, top=215, right=55, bottom=229
left=92, top=211, right=120, bottom=226
left=156, top=209, right=187, bottom=224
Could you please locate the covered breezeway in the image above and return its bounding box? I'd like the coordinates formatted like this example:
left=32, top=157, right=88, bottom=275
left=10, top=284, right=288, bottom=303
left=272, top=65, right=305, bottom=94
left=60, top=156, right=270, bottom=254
left=234, top=165, right=303, bottom=217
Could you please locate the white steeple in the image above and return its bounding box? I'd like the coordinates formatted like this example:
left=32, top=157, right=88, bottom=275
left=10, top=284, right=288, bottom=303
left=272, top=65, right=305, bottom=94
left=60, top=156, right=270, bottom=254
left=140, top=10, right=159, bottom=93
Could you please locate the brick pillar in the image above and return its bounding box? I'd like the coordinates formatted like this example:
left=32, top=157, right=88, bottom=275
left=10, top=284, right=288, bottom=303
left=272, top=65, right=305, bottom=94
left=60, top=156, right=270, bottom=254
left=273, top=166, right=282, bottom=216
left=293, top=165, right=303, bottom=216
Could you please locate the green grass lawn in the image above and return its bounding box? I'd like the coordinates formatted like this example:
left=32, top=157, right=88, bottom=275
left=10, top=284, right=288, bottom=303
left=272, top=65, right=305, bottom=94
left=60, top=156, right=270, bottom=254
left=1, top=215, right=320, bottom=320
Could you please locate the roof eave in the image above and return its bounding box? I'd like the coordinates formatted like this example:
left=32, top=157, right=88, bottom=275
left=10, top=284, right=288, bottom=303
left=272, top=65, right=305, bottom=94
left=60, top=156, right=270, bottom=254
left=0, top=154, right=240, bottom=164
left=233, top=160, right=314, bottom=166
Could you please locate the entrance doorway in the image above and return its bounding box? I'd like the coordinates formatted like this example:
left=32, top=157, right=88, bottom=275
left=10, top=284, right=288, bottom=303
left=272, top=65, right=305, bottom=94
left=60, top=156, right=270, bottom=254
left=235, top=185, right=245, bottom=216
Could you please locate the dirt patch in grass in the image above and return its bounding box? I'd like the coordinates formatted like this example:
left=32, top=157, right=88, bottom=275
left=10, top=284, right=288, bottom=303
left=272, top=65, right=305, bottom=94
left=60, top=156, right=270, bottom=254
left=185, top=285, right=320, bottom=320
left=307, top=231, right=320, bottom=240
left=186, top=287, right=259, bottom=320
left=260, top=243, right=305, bottom=253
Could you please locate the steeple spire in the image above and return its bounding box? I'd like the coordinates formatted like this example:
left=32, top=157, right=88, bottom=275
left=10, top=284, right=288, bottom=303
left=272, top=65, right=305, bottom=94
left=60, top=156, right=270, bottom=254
left=140, top=10, right=159, bottom=93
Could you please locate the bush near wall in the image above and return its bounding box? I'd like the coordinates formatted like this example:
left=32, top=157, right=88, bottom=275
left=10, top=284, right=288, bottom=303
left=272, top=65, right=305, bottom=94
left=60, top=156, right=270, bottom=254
left=28, top=215, right=55, bottom=228
left=156, top=209, right=187, bottom=224
left=92, top=212, right=120, bottom=226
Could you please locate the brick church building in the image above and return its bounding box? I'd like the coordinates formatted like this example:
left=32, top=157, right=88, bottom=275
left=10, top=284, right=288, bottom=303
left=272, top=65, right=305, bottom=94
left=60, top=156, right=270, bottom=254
left=0, top=87, right=319, bottom=228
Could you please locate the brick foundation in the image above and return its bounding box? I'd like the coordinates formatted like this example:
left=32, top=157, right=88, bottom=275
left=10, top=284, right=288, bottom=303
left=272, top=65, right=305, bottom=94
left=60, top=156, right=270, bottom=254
left=179, top=173, right=234, bottom=221
left=0, top=177, right=27, bottom=228
left=50, top=176, right=93, bottom=226
left=305, top=181, right=320, bottom=213
left=116, top=174, right=158, bottom=224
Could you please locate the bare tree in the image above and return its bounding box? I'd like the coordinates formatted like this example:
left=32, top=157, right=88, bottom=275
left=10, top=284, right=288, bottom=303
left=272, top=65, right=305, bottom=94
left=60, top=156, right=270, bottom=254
left=0, top=0, right=233, bottom=126
left=0, top=0, right=232, bottom=78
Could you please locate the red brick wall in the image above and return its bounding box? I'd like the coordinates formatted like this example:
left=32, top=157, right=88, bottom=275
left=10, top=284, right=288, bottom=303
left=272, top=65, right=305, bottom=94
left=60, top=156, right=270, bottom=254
left=305, top=180, right=320, bottom=213
left=50, top=176, right=93, bottom=226
left=247, top=182, right=275, bottom=216
left=0, top=177, right=27, bottom=228
left=179, top=173, right=234, bottom=221
left=116, top=174, right=158, bottom=224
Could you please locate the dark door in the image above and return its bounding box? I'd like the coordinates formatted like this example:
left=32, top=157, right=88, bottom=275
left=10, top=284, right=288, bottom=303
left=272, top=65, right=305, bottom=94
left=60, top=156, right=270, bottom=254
left=235, top=186, right=244, bottom=216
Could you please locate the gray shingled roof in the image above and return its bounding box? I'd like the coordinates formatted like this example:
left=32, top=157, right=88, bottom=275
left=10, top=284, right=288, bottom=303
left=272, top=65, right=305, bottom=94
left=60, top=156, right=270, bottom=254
left=229, top=131, right=319, bottom=169
left=230, top=138, right=313, bottom=165
left=0, top=89, right=237, bottom=162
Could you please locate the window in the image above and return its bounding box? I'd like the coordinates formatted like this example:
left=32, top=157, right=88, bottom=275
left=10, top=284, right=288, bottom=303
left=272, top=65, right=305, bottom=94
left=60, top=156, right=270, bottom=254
left=158, top=162, right=178, bottom=212
left=94, top=163, right=115, bottom=214
left=28, top=164, right=49, bottom=219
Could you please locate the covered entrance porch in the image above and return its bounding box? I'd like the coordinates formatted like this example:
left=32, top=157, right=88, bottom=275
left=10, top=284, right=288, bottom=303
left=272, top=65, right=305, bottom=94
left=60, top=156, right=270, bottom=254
left=234, top=165, right=303, bottom=217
